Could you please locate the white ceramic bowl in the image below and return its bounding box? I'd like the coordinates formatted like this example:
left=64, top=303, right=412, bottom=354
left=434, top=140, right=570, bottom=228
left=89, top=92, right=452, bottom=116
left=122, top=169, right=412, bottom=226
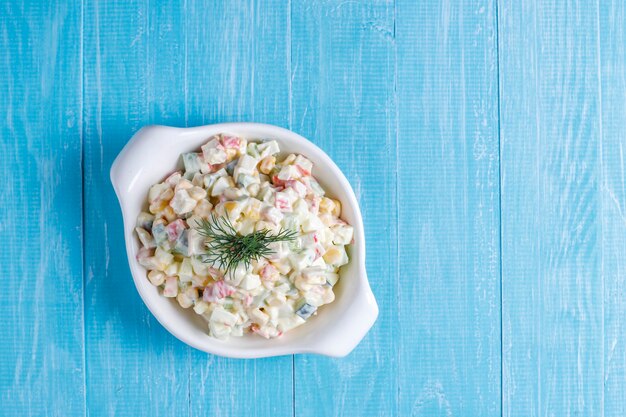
left=110, top=123, right=378, bottom=358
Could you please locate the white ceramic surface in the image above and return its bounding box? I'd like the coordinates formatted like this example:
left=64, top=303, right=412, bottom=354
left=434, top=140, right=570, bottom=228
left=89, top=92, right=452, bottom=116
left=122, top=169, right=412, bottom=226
left=110, top=123, right=378, bottom=358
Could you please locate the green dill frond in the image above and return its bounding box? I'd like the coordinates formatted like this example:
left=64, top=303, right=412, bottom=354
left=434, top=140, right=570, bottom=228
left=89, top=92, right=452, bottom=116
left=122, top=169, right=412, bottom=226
left=194, top=213, right=298, bottom=273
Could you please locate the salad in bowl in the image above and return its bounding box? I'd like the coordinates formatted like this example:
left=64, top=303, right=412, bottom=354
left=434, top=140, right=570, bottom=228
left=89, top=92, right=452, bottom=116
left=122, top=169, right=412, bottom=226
left=111, top=123, right=377, bottom=358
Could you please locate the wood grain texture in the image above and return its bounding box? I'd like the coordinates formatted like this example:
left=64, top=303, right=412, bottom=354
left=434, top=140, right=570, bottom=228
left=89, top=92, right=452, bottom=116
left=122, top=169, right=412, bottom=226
left=7, top=0, right=626, bottom=416
left=290, top=1, right=398, bottom=416
left=499, top=0, right=604, bottom=415
left=183, top=1, right=294, bottom=416
left=599, top=1, right=626, bottom=416
left=396, top=0, right=501, bottom=416
left=0, top=1, right=85, bottom=416
left=83, top=1, right=191, bottom=416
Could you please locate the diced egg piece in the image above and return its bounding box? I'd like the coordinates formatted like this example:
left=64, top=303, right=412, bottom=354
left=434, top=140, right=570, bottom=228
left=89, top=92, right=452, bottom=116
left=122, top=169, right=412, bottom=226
left=147, top=270, right=165, bottom=286
left=248, top=308, right=270, bottom=326
left=210, top=306, right=238, bottom=326
left=170, top=189, right=197, bottom=214
left=210, top=176, right=233, bottom=196
left=209, top=322, right=231, bottom=339
left=277, top=165, right=301, bottom=181
left=322, top=245, right=349, bottom=267
left=302, top=213, right=325, bottom=233
left=148, top=183, right=171, bottom=203
left=225, top=264, right=247, bottom=287
left=257, top=140, right=280, bottom=158
left=201, top=137, right=227, bottom=165
left=239, top=274, right=261, bottom=291
left=233, top=154, right=258, bottom=178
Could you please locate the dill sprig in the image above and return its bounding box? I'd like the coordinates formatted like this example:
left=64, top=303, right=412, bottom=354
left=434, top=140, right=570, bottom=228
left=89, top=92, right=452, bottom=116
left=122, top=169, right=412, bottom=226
left=194, top=213, right=297, bottom=273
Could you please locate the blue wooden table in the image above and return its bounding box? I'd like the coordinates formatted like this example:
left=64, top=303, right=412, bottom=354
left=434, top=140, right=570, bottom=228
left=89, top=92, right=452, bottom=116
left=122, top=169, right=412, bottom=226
left=2, top=0, right=626, bottom=416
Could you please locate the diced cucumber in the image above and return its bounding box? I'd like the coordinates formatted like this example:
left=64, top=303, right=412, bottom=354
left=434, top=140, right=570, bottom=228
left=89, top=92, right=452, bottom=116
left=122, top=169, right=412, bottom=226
left=182, top=152, right=203, bottom=173
left=247, top=142, right=260, bottom=158
left=308, top=177, right=325, bottom=196
left=326, top=272, right=339, bottom=287
left=152, top=221, right=169, bottom=248
left=225, top=159, right=237, bottom=176
left=203, top=168, right=227, bottom=189
left=135, top=227, right=156, bottom=249
left=136, top=212, right=155, bottom=230
left=295, top=299, right=317, bottom=320
left=257, top=140, right=280, bottom=157
left=178, top=258, right=193, bottom=282
left=173, top=229, right=189, bottom=255
left=210, top=305, right=237, bottom=326
left=236, top=173, right=259, bottom=188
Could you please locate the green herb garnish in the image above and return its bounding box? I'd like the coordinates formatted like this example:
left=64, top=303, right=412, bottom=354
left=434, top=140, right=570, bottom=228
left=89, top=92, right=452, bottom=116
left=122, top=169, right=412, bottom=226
left=195, top=214, right=297, bottom=273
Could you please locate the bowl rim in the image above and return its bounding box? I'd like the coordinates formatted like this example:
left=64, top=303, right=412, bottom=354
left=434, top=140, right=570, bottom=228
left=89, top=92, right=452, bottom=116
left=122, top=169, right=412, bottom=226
left=110, top=122, right=378, bottom=358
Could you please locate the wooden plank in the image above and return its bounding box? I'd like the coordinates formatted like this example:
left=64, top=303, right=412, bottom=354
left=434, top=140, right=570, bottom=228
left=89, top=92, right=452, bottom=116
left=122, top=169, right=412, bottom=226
left=183, top=1, right=294, bottom=416
left=83, top=1, right=191, bottom=415
left=499, top=0, right=604, bottom=415
left=0, top=1, right=85, bottom=416
left=290, top=1, right=398, bottom=416
left=396, top=1, right=501, bottom=415
left=599, top=1, right=626, bottom=416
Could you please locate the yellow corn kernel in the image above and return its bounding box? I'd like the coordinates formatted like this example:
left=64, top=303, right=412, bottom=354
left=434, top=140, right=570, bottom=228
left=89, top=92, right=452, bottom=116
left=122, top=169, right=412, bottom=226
left=175, top=178, right=193, bottom=192
left=247, top=183, right=260, bottom=197
left=148, top=270, right=165, bottom=286
left=185, top=287, right=199, bottom=301
left=244, top=208, right=260, bottom=222
left=323, top=246, right=342, bottom=265
left=243, top=200, right=262, bottom=221
left=192, top=275, right=209, bottom=287
left=223, top=201, right=241, bottom=218
left=330, top=199, right=342, bottom=217
left=149, top=199, right=169, bottom=214
left=193, top=199, right=213, bottom=219
left=159, top=206, right=177, bottom=222
left=272, top=260, right=291, bottom=275
left=225, top=148, right=238, bottom=161
left=255, top=220, right=278, bottom=233
left=193, top=301, right=209, bottom=315
left=177, top=292, right=193, bottom=308
left=259, top=156, right=276, bottom=174
left=188, top=186, right=207, bottom=200
left=165, top=262, right=179, bottom=276
left=319, top=197, right=335, bottom=214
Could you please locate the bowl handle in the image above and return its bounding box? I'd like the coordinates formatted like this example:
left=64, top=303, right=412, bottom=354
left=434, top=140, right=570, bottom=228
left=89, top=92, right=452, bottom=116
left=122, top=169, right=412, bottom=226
left=111, top=125, right=168, bottom=198
left=299, top=273, right=379, bottom=357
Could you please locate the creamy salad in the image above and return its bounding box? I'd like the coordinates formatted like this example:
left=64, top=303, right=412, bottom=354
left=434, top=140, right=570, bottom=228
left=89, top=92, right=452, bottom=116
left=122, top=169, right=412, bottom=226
left=134, top=133, right=353, bottom=339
